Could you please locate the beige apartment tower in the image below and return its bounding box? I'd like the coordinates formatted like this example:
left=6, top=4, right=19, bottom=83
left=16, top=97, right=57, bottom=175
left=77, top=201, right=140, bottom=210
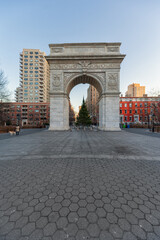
left=16, top=49, right=50, bottom=103
left=125, top=83, right=145, bottom=97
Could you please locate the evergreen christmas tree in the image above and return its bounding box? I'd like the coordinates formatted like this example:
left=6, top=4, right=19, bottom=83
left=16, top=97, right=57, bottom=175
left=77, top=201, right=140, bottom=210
left=76, top=98, right=91, bottom=126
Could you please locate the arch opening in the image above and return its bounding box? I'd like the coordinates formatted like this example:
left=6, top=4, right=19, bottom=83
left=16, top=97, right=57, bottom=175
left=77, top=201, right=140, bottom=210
left=66, top=74, right=103, bottom=96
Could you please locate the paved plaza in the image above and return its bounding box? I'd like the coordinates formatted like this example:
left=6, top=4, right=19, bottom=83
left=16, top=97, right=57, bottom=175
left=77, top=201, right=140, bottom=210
left=0, top=129, right=160, bottom=240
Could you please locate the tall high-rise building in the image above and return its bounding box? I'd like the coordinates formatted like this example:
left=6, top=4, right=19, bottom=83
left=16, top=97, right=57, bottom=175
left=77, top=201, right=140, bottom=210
left=16, top=49, right=50, bottom=103
left=86, top=85, right=99, bottom=124
left=125, top=83, right=145, bottom=97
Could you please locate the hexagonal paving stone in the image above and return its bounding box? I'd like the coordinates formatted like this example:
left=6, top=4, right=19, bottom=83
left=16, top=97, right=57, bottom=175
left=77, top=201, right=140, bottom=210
left=68, top=212, right=79, bottom=223
left=65, top=223, right=78, bottom=236
left=22, top=222, right=35, bottom=236
left=77, top=217, right=89, bottom=229
left=69, top=203, right=79, bottom=212
left=98, top=218, right=109, bottom=230
left=76, top=230, right=90, bottom=240
left=77, top=208, right=88, bottom=217
left=43, top=222, right=56, bottom=236
left=99, top=231, right=114, bottom=240
left=36, top=217, right=48, bottom=228
left=87, top=223, right=100, bottom=237
left=56, top=217, right=68, bottom=229
left=87, top=212, right=98, bottom=223
left=131, top=225, right=146, bottom=239
left=118, top=218, right=131, bottom=231
left=109, top=224, right=123, bottom=238
left=107, top=213, right=118, bottom=224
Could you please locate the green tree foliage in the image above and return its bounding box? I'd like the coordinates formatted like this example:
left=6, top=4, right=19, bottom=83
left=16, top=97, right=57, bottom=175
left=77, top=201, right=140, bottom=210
left=76, top=98, right=91, bottom=126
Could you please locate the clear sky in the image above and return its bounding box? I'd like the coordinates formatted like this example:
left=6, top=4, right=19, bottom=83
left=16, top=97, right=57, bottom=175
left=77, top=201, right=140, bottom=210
left=0, top=0, right=160, bottom=111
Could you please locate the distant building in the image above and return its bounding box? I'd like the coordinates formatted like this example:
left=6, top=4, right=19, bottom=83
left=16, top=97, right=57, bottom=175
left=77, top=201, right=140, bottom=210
left=16, top=49, right=50, bottom=103
left=0, top=102, right=50, bottom=127
left=0, top=102, right=75, bottom=127
left=86, top=85, right=99, bottom=124
left=69, top=102, right=75, bottom=125
left=120, top=96, right=160, bottom=125
left=125, top=83, right=145, bottom=97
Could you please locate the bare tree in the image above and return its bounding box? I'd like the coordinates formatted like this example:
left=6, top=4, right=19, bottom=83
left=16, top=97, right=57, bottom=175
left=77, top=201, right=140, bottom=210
left=0, top=70, right=10, bottom=102
left=148, top=88, right=160, bottom=97
left=0, top=70, right=11, bottom=125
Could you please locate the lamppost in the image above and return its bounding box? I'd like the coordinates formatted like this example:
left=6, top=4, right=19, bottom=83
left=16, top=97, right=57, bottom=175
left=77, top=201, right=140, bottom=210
left=152, top=114, right=155, bottom=132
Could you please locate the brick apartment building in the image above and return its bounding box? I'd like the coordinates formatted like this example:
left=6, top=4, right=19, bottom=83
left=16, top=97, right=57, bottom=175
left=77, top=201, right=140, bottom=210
left=0, top=102, right=50, bottom=127
left=0, top=102, right=75, bottom=127
left=120, top=97, right=160, bottom=126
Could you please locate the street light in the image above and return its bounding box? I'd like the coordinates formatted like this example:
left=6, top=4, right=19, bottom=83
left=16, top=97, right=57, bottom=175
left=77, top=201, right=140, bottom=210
left=152, top=114, right=155, bottom=132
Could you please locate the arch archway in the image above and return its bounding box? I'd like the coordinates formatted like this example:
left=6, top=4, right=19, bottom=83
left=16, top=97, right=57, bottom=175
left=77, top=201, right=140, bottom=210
left=46, top=42, right=125, bottom=131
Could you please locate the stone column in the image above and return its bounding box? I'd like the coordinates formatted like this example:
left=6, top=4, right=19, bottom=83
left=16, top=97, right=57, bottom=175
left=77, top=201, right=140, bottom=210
left=49, top=93, right=69, bottom=130
left=99, top=94, right=120, bottom=131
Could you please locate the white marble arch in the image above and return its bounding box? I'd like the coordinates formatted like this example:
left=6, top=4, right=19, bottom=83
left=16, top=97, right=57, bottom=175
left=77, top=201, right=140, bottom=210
left=46, top=42, right=125, bottom=131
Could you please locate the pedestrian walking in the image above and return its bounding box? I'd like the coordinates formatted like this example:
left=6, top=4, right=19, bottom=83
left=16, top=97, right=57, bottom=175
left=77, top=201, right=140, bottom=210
left=16, top=125, right=20, bottom=135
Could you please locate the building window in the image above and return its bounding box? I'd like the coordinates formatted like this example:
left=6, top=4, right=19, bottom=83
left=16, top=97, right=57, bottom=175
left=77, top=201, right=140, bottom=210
left=30, top=52, right=33, bottom=54
left=30, top=71, right=33, bottom=73
left=129, top=116, right=132, bottom=121
left=30, top=78, right=33, bottom=81
left=24, top=56, right=28, bottom=58
left=24, top=63, right=28, bottom=65
left=24, top=78, right=28, bottom=80
left=140, top=116, right=142, bottom=121
left=125, top=110, right=127, bottom=114
left=125, top=116, right=127, bottom=121
left=35, top=82, right=39, bottom=85
left=145, top=103, right=147, bottom=107
left=35, top=86, right=38, bottom=89
left=35, top=75, right=38, bottom=77
left=35, top=78, right=38, bottom=81
left=29, top=82, right=33, bottom=85
left=35, top=71, right=38, bottom=73
left=35, top=52, right=39, bottom=54
left=30, top=75, right=33, bottom=77
left=140, top=109, right=142, bottom=113
left=135, top=103, right=137, bottom=107
left=35, top=67, right=38, bottom=69
left=30, top=56, right=33, bottom=58
left=24, top=59, right=28, bottom=62
left=145, top=116, right=147, bottom=121
left=135, top=109, right=137, bottom=114
left=145, top=109, right=147, bottom=114
left=129, top=103, right=132, bottom=107
left=24, top=71, right=28, bottom=73
left=130, top=109, right=132, bottom=114
left=140, top=103, right=142, bottom=107
left=24, top=82, right=28, bottom=85
left=30, top=63, right=33, bottom=66
left=24, top=51, right=28, bottom=54
left=125, top=103, right=127, bottom=107
left=120, top=109, right=122, bottom=114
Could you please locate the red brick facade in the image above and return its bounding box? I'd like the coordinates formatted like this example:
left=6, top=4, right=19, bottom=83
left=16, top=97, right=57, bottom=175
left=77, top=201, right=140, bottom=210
left=120, top=97, right=160, bottom=125
left=0, top=102, right=50, bottom=127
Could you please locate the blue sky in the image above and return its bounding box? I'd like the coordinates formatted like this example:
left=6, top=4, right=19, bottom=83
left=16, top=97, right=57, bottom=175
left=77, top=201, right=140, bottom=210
left=0, top=0, right=160, bottom=111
